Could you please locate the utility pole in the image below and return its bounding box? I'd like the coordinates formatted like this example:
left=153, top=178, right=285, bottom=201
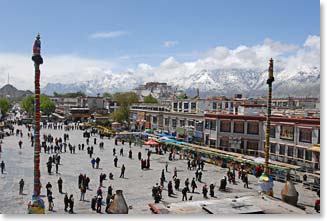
left=258, top=58, right=274, bottom=197
left=27, top=33, right=45, bottom=214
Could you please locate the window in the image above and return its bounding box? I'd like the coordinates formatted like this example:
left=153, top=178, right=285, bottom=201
left=191, top=103, right=196, bottom=111
left=269, top=126, right=276, bottom=138
left=299, top=128, right=312, bottom=143
left=247, top=122, right=259, bottom=135
left=209, top=140, right=216, bottom=148
left=297, top=148, right=304, bottom=159
left=220, top=137, right=229, bottom=147
left=279, top=144, right=285, bottom=155
left=225, top=102, right=229, bottom=108
left=287, top=146, right=294, bottom=157
left=146, top=116, right=150, bottom=122
left=280, top=125, right=294, bottom=141
left=270, top=143, right=276, bottom=153
left=180, top=120, right=185, bottom=127
left=305, top=150, right=312, bottom=161
left=172, top=119, right=177, bottom=128
left=188, top=120, right=194, bottom=126
left=220, top=120, right=231, bottom=132
left=173, top=103, right=178, bottom=111
left=164, top=118, right=169, bottom=126
left=183, top=103, right=189, bottom=112
left=178, top=102, right=182, bottom=111
left=247, top=141, right=259, bottom=151
left=205, top=120, right=210, bottom=129
left=212, top=102, right=217, bottom=110
left=234, top=121, right=244, bottom=133
left=210, top=120, right=217, bottom=131
left=152, top=116, right=157, bottom=124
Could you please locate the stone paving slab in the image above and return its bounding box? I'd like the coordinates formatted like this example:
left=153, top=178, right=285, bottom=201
left=0, top=125, right=318, bottom=214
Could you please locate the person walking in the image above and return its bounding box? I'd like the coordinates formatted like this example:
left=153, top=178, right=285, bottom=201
left=80, top=183, right=86, bottom=201
left=69, top=194, right=74, bottom=214
left=19, top=179, right=24, bottom=195
left=165, top=162, right=168, bottom=172
left=58, top=177, right=63, bottom=193
left=243, top=173, right=249, bottom=188
left=91, top=158, right=96, bottom=169
left=96, top=194, right=103, bottom=213
left=202, top=184, right=208, bottom=198
left=64, top=193, right=69, bottom=212
left=114, top=156, right=118, bottom=168
left=46, top=182, right=52, bottom=197
left=191, top=178, right=197, bottom=193
left=182, top=186, right=188, bottom=201
left=1, top=161, right=5, bottom=174
left=96, top=157, right=101, bottom=169
left=48, top=192, right=54, bottom=211
left=120, top=147, right=124, bottom=156
left=120, top=164, right=126, bottom=178
left=209, top=183, right=215, bottom=197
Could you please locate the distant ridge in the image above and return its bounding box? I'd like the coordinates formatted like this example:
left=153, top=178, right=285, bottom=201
left=0, top=84, right=33, bottom=98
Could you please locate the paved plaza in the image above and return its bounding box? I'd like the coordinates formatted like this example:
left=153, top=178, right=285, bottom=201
left=0, top=125, right=318, bottom=214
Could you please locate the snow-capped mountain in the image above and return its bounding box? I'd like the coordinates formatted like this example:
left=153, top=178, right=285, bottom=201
left=43, top=71, right=142, bottom=95
left=42, top=66, right=320, bottom=97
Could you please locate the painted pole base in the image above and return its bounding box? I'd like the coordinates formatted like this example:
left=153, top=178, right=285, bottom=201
left=27, top=195, right=45, bottom=214
left=258, top=173, right=274, bottom=197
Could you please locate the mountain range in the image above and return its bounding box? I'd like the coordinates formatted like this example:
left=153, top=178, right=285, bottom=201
left=42, top=66, right=320, bottom=98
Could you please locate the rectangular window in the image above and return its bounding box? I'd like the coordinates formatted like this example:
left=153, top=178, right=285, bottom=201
left=188, top=120, right=194, bottom=126
left=209, top=139, right=216, bottom=148
left=297, top=148, right=304, bottom=159
left=205, top=120, right=210, bottom=129
left=191, top=103, right=196, bottom=111
left=269, top=126, right=276, bottom=138
left=220, top=137, right=229, bottom=147
left=178, top=102, right=182, bottom=110
left=270, top=143, right=276, bottom=153
left=247, top=122, right=259, bottom=135
left=180, top=120, right=185, bottom=127
left=220, top=120, right=231, bottom=132
left=234, top=121, right=244, bottom=133
left=299, top=128, right=312, bottom=143
left=173, top=103, right=178, bottom=111
left=247, top=141, right=259, bottom=151
left=280, top=125, right=294, bottom=141
left=287, top=146, right=294, bottom=157
left=210, top=120, right=216, bottom=131
left=164, top=118, right=169, bottom=126
left=183, top=103, right=189, bottom=112
left=172, top=119, right=177, bottom=128
left=305, top=150, right=312, bottom=161
left=279, top=144, right=286, bottom=155
left=152, top=116, right=157, bottom=124
left=213, top=102, right=217, bottom=110
left=225, top=102, right=229, bottom=108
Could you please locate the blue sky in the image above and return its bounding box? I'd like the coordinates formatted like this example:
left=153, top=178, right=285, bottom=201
left=0, top=0, right=320, bottom=68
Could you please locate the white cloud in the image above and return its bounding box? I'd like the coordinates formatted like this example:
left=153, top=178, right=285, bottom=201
left=163, top=41, right=179, bottom=48
left=0, top=53, right=114, bottom=90
left=90, top=31, right=128, bottom=39
left=0, top=35, right=320, bottom=91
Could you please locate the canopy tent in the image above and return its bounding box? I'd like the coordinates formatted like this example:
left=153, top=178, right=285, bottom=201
left=144, top=140, right=159, bottom=145
left=145, top=129, right=154, bottom=133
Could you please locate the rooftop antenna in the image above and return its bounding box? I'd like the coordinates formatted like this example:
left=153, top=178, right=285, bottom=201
left=7, top=73, right=9, bottom=85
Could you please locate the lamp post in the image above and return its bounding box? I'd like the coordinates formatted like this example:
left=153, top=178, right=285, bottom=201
left=258, top=58, right=274, bottom=197
left=27, top=33, right=45, bottom=214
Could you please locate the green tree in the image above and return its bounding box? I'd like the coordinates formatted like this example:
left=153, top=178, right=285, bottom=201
left=40, top=95, right=56, bottom=116
left=111, top=92, right=138, bottom=124
left=144, top=94, right=158, bottom=103
left=103, top=92, right=113, bottom=100
left=21, top=95, right=56, bottom=117
left=53, top=91, right=85, bottom=98
left=0, top=98, right=12, bottom=116
left=21, top=95, right=34, bottom=117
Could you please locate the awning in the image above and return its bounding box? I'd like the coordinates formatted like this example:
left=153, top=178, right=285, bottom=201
left=308, top=144, right=320, bottom=153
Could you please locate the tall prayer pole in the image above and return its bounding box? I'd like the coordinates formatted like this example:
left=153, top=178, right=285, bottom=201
left=27, top=33, right=45, bottom=214
left=258, top=58, right=274, bottom=197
